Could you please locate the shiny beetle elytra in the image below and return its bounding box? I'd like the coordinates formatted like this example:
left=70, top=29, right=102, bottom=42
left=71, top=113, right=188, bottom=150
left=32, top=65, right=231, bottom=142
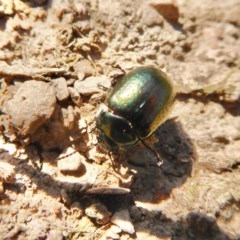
left=96, top=66, right=175, bottom=164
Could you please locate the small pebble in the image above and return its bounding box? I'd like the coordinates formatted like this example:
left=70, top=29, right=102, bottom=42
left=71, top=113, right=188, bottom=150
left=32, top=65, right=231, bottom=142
left=111, top=209, right=135, bottom=235
left=70, top=202, right=84, bottom=219
left=85, top=202, right=111, bottom=225
left=148, top=0, right=179, bottom=21
left=73, top=60, right=95, bottom=79
left=110, top=225, right=122, bottom=234
left=74, top=76, right=111, bottom=96
left=68, top=87, right=82, bottom=107
left=57, top=147, right=85, bottom=175
left=52, top=77, right=69, bottom=101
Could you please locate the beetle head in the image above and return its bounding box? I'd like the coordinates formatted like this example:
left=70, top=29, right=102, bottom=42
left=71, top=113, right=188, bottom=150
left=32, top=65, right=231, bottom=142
left=96, top=104, right=138, bottom=149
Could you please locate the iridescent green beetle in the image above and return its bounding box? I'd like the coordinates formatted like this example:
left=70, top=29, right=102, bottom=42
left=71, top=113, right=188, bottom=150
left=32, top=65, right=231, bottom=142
left=96, top=66, right=175, bottom=163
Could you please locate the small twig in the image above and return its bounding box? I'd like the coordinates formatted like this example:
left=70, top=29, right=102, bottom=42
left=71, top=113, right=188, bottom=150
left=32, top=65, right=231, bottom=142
left=0, top=62, right=69, bottom=80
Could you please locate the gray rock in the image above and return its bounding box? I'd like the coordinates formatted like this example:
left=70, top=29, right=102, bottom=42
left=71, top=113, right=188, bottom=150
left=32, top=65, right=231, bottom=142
left=68, top=87, right=82, bottom=107
left=74, top=76, right=111, bottom=96
left=52, top=77, right=69, bottom=101
left=6, top=80, right=56, bottom=136
left=111, top=209, right=135, bottom=235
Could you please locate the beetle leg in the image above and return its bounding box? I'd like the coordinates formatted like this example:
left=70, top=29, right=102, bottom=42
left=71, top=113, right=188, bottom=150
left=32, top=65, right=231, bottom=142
left=56, top=150, right=77, bottom=160
left=139, top=139, right=163, bottom=166
left=107, top=150, right=121, bottom=172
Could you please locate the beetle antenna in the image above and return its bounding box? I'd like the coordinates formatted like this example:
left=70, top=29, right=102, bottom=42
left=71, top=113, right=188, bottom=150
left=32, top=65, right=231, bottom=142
left=107, top=150, right=121, bottom=172
left=140, top=139, right=163, bottom=166
left=56, top=150, right=77, bottom=160
left=110, top=64, right=126, bottom=87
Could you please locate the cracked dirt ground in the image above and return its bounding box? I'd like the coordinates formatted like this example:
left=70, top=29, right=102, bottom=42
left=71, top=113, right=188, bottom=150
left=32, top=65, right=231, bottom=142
left=0, top=0, right=240, bottom=239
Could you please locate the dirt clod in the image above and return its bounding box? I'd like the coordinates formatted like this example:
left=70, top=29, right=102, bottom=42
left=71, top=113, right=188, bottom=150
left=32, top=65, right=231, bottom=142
left=5, top=80, right=56, bottom=136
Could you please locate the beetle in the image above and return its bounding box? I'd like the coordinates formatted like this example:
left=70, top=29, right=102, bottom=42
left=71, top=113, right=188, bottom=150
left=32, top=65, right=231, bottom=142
left=96, top=66, right=175, bottom=165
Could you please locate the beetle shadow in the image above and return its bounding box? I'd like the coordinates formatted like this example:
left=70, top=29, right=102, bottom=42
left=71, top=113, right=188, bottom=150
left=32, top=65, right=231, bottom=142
left=134, top=210, right=235, bottom=240
left=1, top=117, right=195, bottom=204
left=1, top=144, right=238, bottom=239
left=122, top=118, right=196, bottom=203
left=97, top=193, right=235, bottom=240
